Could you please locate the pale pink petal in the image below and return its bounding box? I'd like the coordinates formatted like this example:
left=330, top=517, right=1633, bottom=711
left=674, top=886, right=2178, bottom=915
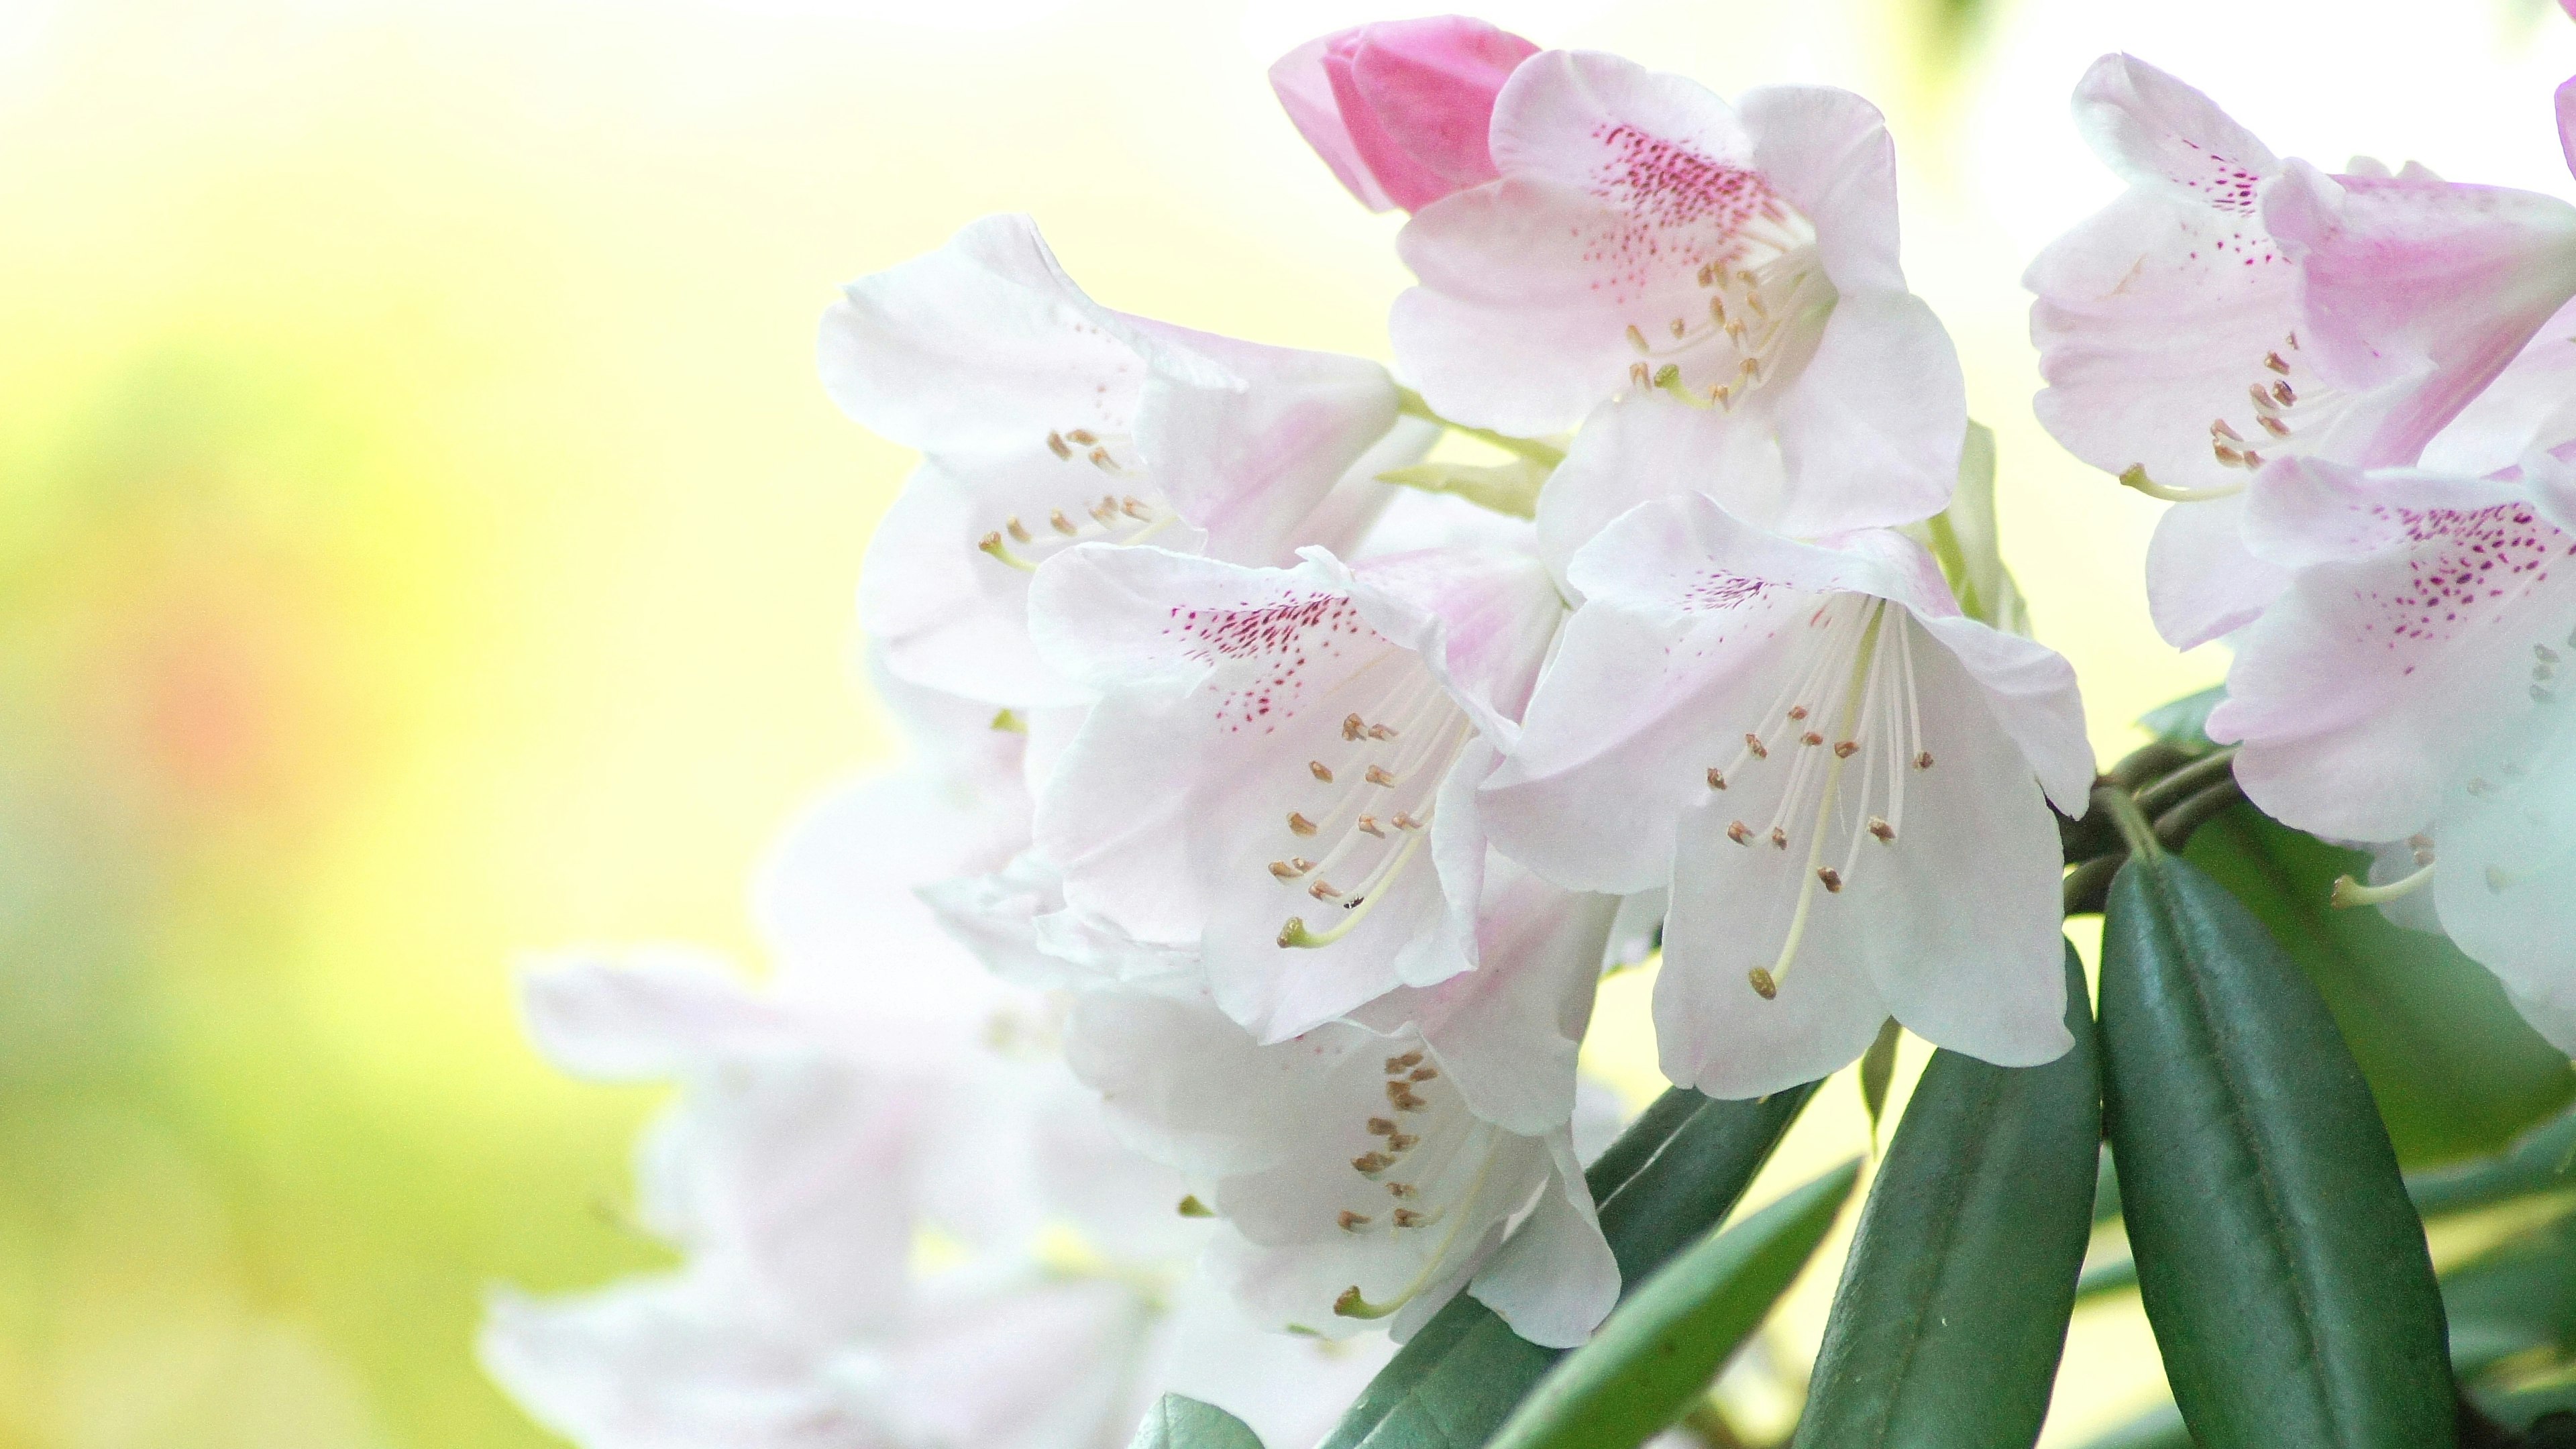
left=1535, top=396, right=1787, bottom=593
left=2560, top=74, right=2576, bottom=180
left=2420, top=295, right=2576, bottom=476
left=2070, top=53, right=2277, bottom=209
left=1739, top=83, right=1903, bottom=294
left=1913, top=613, right=2094, bottom=814
left=2267, top=162, right=2576, bottom=468
left=1273, top=31, right=1399, bottom=212
left=2143, top=488, right=2288, bottom=650
left=1465, top=1138, right=1617, bottom=1348
left=1770, top=289, right=1965, bottom=535
left=1351, top=17, right=1539, bottom=196
left=519, top=953, right=794, bottom=1081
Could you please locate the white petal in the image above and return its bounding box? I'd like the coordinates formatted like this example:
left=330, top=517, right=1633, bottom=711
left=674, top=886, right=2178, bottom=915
left=2069, top=54, right=2277, bottom=209
left=517, top=952, right=792, bottom=1081
left=1739, top=84, right=1903, bottom=296
left=1913, top=613, right=2094, bottom=815
left=1535, top=395, right=1788, bottom=594
left=1464, top=1136, right=1618, bottom=1348
left=2143, top=490, right=2287, bottom=650
left=2432, top=702, right=2576, bottom=1032
left=1770, top=289, right=1964, bottom=535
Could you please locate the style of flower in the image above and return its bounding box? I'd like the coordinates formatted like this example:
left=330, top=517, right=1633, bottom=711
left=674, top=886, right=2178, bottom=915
left=1063, top=861, right=1620, bottom=1348
left=1390, top=48, right=1966, bottom=535
left=1481, top=494, right=2092, bottom=1098
left=2209, top=451, right=2576, bottom=1048
left=2027, top=53, right=2576, bottom=648
left=1271, top=15, right=1539, bottom=215
left=1028, top=539, right=1566, bottom=1042
left=822, top=212, right=1421, bottom=708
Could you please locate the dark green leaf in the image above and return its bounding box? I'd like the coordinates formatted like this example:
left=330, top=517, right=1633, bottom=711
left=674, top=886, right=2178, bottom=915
left=2445, top=1210, right=2576, bottom=1377
left=2100, top=851, right=2454, bottom=1449
left=2137, top=686, right=2226, bottom=753
left=1130, top=1395, right=1265, bottom=1449
left=1486, top=1160, right=1860, bottom=1449
left=1324, top=1085, right=1816, bottom=1449
left=2184, top=805, right=2574, bottom=1165
left=1794, top=946, right=2100, bottom=1449
left=2070, top=1401, right=2190, bottom=1449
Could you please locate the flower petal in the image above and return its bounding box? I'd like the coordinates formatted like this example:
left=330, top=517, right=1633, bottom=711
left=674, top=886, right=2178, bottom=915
left=1770, top=288, right=1964, bottom=535
left=2142, top=488, right=2287, bottom=649
left=1465, top=1136, right=1618, bottom=1348
left=2069, top=54, right=2277, bottom=210
left=1739, top=83, right=1903, bottom=296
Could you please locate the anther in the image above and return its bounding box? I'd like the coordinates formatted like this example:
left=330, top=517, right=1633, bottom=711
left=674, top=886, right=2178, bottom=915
left=1787, top=706, right=1809, bottom=720
left=1817, top=866, right=1843, bottom=894
left=1367, top=1117, right=1397, bottom=1136
left=1391, top=812, right=1422, bottom=831
left=1769, top=827, right=1788, bottom=849
left=1747, top=967, right=1778, bottom=1000
left=1727, top=820, right=1754, bottom=845
left=1392, top=1209, right=1425, bottom=1229
left=2272, top=380, right=2296, bottom=407
left=1698, top=263, right=1716, bottom=286
left=1003, top=518, right=1031, bottom=544
left=1629, top=361, right=1652, bottom=388
left=1269, top=859, right=1306, bottom=880
left=1310, top=879, right=1341, bottom=900
left=1387, top=1182, right=1417, bottom=1198
left=1407, top=1065, right=1438, bottom=1082
left=1089, top=497, right=1119, bottom=525
left=1801, top=731, right=1825, bottom=747
left=1087, top=447, right=1117, bottom=471
left=1046, top=431, right=1072, bottom=460
left=2211, top=419, right=2245, bottom=443
left=1385, top=1133, right=1417, bottom=1150
left=1359, top=816, right=1385, bottom=837
left=2215, top=443, right=2247, bottom=468
left=1914, top=751, right=1935, bottom=770
left=2539, top=644, right=2562, bottom=663
left=2265, top=352, right=2290, bottom=374
left=1352, top=1151, right=1393, bottom=1175
left=2249, top=384, right=2280, bottom=413
left=1339, top=1211, right=1372, bottom=1232
left=1386, top=1052, right=1423, bottom=1071
left=1627, top=324, right=1650, bottom=354
left=2243, top=449, right=2265, bottom=467
left=1366, top=765, right=1398, bottom=787
left=1668, top=317, right=1687, bottom=339
left=1288, top=812, right=1318, bottom=837
left=1343, top=713, right=1366, bottom=741
left=1707, top=767, right=1727, bottom=790
left=1709, top=295, right=1726, bottom=321
left=1746, top=732, right=1769, bottom=759
left=1065, top=429, right=1098, bottom=445
left=1310, top=760, right=1334, bottom=782
left=1368, top=723, right=1398, bottom=741
left=2258, top=414, right=2292, bottom=438
left=1122, top=496, right=1152, bottom=519
left=1868, top=816, right=1895, bottom=843
left=1833, top=740, right=1859, bottom=758
left=1050, top=511, right=1077, bottom=535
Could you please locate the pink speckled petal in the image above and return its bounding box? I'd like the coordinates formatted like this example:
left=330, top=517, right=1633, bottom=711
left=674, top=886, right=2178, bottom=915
left=2069, top=53, right=2278, bottom=211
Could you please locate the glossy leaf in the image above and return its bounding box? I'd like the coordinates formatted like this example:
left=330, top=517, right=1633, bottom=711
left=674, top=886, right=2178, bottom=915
left=2445, top=1210, right=2576, bottom=1376
left=2137, top=685, right=2224, bottom=753
left=2100, top=851, right=2455, bottom=1449
left=1130, top=1395, right=1265, bottom=1449
left=1794, top=946, right=2100, bottom=1449
left=1322, top=1085, right=1817, bottom=1449
left=2184, top=805, right=2574, bottom=1165
left=1485, top=1160, right=1860, bottom=1449
left=1858, top=1018, right=1902, bottom=1144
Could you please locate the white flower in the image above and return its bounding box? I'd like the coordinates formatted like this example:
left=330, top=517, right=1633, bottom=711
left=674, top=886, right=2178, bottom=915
left=823, top=212, right=1424, bottom=708
left=2026, top=53, right=2576, bottom=648
left=2208, top=451, right=2576, bottom=1049
left=1392, top=49, right=1966, bottom=537
left=1063, top=861, right=1621, bottom=1348
left=1029, top=539, right=1566, bottom=1040
left=1482, top=494, right=2092, bottom=1097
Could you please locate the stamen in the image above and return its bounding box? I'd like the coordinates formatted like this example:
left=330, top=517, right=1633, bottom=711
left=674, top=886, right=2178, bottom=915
left=1707, top=768, right=1727, bottom=790
left=1006, top=517, right=1032, bottom=542
left=1065, top=429, right=1097, bottom=445
left=1339, top=1211, right=1372, bottom=1232
left=1626, top=324, right=1650, bottom=354
left=1309, top=880, right=1341, bottom=900
left=1269, top=859, right=1308, bottom=880
left=1915, top=751, right=1935, bottom=770
left=977, top=533, right=1039, bottom=572
left=1746, top=732, right=1769, bottom=759
left=1869, top=817, right=1895, bottom=842
left=1358, top=816, right=1385, bottom=837
left=1769, top=826, right=1788, bottom=849
left=1310, top=761, right=1334, bottom=782
left=1344, top=713, right=1366, bottom=741
left=2265, top=352, right=2290, bottom=374
left=1385, top=1051, right=1422, bottom=1071
left=2119, top=464, right=2245, bottom=503
left=1046, top=431, right=1072, bottom=459
left=1727, top=820, right=1754, bottom=845
left=1392, top=1209, right=1426, bottom=1228
left=1287, top=812, right=1318, bottom=837
left=2330, top=860, right=2435, bottom=907
left=1351, top=1151, right=1393, bottom=1175
left=1833, top=740, right=1859, bottom=758
left=1366, top=766, right=1398, bottom=787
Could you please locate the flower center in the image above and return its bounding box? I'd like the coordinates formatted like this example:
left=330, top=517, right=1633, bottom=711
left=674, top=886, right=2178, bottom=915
left=1328, top=1046, right=1501, bottom=1321
left=2206, top=333, right=2349, bottom=474
left=974, top=427, right=1177, bottom=571
left=1272, top=658, right=1476, bottom=950
left=1620, top=201, right=1825, bottom=411
left=1702, top=594, right=1930, bottom=1000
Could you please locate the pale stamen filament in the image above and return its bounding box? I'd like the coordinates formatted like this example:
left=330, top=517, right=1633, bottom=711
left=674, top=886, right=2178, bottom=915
left=1334, top=1122, right=1501, bottom=1321
left=1750, top=601, right=1890, bottom=1001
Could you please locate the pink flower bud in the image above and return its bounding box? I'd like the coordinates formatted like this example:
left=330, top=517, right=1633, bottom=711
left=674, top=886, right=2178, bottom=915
left=1270, top=15, right=1538, bottom=214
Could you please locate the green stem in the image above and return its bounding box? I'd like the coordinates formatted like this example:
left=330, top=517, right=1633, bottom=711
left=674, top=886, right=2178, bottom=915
left=1396, top=386, right=1567, bottom=465
left=2094, top=782, right=2162, bottom=863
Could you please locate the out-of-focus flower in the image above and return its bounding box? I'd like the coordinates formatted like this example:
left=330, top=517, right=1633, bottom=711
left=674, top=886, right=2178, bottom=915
left=1390, top=50, right=1964, bottom=533
left=1271, top=15, right=1540, bottom=215
left=1029, top=540, right=1564, bottom=1041
left=1483, top=494, right=2090, bottom=1098
left=2027, top=54, right=2576, bottom=649
left=483, top=767, right=1391, bottom=1449
left=822, top=213, right=1421, bottom=708
left=1065, top=861, right=1619, bottom=1348
left=2209, top=451, right=2576, bottom=1048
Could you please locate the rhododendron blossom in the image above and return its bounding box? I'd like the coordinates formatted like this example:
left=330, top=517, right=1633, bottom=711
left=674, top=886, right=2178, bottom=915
left=1484, top=494, right=2090, bottom=1097
left=824, top=212, right=1418, bottom=708
left=1392, top=49, right=1966, bottom=533
left=1030, top=541, right=1564, bottom=1041
left=1271, top=15, right=1538, bottom=215
left=2210, top=453, right=2576, bottom=1047
left=2029, top=54, right=2576, bottom=648
left=1065, top=863, right=1619, bottom=1348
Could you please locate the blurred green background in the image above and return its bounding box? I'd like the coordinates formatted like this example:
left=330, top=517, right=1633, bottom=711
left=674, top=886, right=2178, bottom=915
left=3, top=0, right=2573, bottom=1445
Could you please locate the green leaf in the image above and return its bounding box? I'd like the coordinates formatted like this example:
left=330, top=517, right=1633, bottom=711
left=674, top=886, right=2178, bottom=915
left=2100, top=851, right=2455, bottom=1449
left=1923, top=421, right=2029, bottom=635
left=2443, top=1210, right=2576, bottom=1377
left=2070, top=1401, right=2190, bottom=1449
left=1485, top=1160, right=1860, bottom=1449
left=1324, top=1085, right=1817, bottom=1449
left=2137, top=685, right=2226, bottom=754
left=2185, top=805, right=2576, bottom=1165
left=1129, top=1394, right=1266, bottom=1449
left=1794, top=946, right=2100, bottom=1449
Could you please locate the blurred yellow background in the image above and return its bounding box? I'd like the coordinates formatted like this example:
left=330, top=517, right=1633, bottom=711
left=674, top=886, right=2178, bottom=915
left=3, top=0, right=2572, bottom=1444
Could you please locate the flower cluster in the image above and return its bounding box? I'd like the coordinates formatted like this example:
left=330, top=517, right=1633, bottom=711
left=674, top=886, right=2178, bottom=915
left=2028, top=54, right=2576, bottom=1047
left=480, top=17, right=2576, bottom=1449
